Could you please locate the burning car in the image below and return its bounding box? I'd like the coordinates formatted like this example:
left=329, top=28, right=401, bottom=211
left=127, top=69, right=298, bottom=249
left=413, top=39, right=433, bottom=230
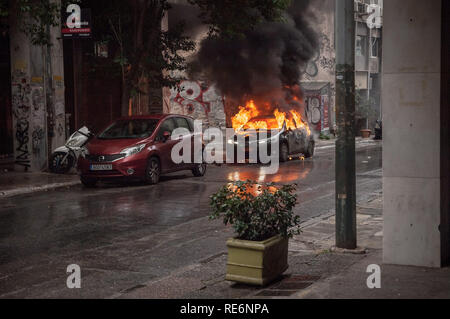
left=228, top=100, right=315, bottom=162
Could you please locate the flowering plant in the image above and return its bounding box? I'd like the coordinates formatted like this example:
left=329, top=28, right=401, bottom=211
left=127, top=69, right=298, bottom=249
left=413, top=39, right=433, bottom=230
left=209, top=180, right=300, bottom=241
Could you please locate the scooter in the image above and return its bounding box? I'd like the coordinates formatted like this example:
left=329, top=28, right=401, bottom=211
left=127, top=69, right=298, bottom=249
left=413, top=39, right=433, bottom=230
left=374, top=120, right=382, bottom=140
left=49, top=126, right=93, bottom=174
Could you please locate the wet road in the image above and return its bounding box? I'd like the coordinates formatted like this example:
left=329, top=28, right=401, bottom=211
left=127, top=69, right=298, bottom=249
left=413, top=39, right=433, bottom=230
left=0, top=140, right=382, bottom=298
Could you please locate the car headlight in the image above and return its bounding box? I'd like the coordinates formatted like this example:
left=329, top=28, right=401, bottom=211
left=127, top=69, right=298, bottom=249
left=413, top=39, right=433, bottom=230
left=120, top=144, right=146, bottom=158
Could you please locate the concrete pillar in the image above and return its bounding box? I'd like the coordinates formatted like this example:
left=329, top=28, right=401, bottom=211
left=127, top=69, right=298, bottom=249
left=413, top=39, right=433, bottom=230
left=9, top=1, right=65, bottom=172
left=382, top=0, right=445, bottom=267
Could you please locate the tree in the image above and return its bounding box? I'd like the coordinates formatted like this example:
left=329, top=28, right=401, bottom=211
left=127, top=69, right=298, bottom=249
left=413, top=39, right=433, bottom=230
left=188, top=0, right=291, bottom=39
left=0, top=0, right=68, bottom=46
left=2, top=0, right=195, bottom=116
left=91, top=0, right=195, bottom=115
left=0, top=0, right=75, bottom=46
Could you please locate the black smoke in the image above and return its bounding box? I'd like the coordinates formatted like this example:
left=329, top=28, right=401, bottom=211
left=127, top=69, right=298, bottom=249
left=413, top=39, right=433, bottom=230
left=188, top=0, right=319, bottom=113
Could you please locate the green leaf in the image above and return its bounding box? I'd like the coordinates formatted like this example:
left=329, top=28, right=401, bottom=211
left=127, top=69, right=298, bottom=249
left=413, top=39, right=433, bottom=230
left=208, top=180, right=300, bottom=241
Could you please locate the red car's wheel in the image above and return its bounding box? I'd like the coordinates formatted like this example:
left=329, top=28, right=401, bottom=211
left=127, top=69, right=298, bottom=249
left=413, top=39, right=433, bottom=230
left=145, top=157, right=161, bottom=185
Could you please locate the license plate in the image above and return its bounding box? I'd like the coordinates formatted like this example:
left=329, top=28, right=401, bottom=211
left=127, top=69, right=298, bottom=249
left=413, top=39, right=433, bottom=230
left=90, top=164, right=112, bottom=171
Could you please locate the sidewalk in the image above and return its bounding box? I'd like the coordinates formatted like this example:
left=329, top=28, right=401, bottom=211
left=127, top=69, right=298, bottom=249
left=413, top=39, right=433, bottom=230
left=0, top=170, right=80, bottom=198
left=117, top=193, right=450, bottom=299
left=315, top=136, right=378, bottom=150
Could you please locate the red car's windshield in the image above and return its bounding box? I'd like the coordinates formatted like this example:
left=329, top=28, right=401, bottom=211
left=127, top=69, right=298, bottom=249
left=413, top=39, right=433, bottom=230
left=98, top=119, right=159, bottom=140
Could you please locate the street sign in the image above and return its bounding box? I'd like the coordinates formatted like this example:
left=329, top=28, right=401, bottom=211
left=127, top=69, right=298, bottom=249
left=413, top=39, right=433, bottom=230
left=61, top=4, right=92, bottom=38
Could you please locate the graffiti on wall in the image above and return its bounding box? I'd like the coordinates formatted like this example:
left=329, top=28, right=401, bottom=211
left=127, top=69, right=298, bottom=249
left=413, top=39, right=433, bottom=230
left=15, top=118, right=30, bottom=168
left=55, top=101, right=65, bottom=138
left=301, top=31, right=336, bottom=133
left=11, top=70, right=32, bottom=169
left=305, top=96, right=322, bottom=126
left=12, top=73, right=31, bottom=120
left=31, top=87, right=44, bottom=117
left=32, top=127, right=45, bottom=155
left=168, top=81, right=226, bottom=127
left=318, top=34, right=335, bottom=72
left=54, top=75, right=66, bottom=142
left=303, top=82, right=333, bottom=133
left=31, top=85, right=48, bottom=169
left=301, top=33, right=335, bottom=81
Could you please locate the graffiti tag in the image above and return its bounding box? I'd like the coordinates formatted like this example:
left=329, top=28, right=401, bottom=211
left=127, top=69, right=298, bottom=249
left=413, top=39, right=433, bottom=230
left=169, top=81, right=225, bottom=127
left=15, top=119, right=30, bottom=168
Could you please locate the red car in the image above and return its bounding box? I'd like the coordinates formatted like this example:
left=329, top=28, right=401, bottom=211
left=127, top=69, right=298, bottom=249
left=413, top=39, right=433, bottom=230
left=77, top=115, right=206, bottom=187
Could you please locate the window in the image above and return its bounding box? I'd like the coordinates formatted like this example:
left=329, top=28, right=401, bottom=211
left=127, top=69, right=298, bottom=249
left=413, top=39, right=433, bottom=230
left=356, top=36, right=367, bottom=57
left=175, top=117, right=191, bottom=132
left=186, top=118, right=195, bottom=133
left=371, top=38, right=379, bottom=57
left=157, top=118, right=176, bottom=140
left=98, top=119, right=159, bottom=140
left=357, top=2, right=366, bottom=14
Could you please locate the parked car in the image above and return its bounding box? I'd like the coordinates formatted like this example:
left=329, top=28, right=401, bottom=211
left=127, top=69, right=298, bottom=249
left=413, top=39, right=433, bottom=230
left=228, top=118, right=315, bottom=163
left=77, top=115, right=206, bottom=187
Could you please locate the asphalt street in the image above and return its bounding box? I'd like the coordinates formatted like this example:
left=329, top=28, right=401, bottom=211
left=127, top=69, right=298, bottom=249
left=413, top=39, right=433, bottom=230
left=0, top=140, right=382, bottom=298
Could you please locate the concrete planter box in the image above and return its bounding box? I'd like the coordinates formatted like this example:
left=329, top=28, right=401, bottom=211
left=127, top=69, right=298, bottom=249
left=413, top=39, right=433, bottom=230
left=225, top=235, right=289, bottom=286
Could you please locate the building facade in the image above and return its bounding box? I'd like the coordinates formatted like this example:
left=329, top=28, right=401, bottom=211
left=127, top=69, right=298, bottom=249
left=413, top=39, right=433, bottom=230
left=354, top=0, right=383, bottom=133
left=300, top=0, right=336, bottom=135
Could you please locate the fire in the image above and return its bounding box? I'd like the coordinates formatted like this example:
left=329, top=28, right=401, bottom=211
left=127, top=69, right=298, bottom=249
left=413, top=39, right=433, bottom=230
left=232, top=100, right=311, bottom=135
left=231, top=100, right=260, bottom=131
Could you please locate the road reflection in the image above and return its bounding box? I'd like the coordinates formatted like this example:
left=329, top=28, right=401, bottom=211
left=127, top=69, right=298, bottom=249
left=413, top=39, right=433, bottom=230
left=227, top=161, right=313, bottom=184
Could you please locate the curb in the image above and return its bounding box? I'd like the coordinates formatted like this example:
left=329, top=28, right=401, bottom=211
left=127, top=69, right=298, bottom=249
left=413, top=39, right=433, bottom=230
left=0, top=180, right=80, bottom=198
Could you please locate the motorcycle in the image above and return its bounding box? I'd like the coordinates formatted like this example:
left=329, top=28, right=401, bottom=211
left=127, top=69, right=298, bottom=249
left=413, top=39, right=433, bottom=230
left=49, top=126, right=93, bottom=174
left=374, top=120, right=382, bottom=140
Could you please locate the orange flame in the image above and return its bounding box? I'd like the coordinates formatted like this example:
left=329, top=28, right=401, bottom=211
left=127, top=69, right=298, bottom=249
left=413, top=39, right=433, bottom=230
left=231, top=100, right=260, bottom=131
left=232, top=100, right=311, bottom=135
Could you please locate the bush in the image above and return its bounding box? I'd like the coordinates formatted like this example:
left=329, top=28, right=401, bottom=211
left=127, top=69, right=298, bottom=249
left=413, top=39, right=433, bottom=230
left=209, top=180, right=300, bottom=241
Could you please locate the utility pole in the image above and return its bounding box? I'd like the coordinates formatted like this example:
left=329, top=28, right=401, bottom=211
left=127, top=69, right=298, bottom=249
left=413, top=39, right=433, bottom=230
left=335, top=0, right=357, bottom=249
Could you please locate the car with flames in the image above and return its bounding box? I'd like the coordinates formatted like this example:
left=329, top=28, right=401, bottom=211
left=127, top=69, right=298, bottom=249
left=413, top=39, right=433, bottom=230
left=228, top=109, right=315, bottom=163
left=77, top=115, right=206, bottom=187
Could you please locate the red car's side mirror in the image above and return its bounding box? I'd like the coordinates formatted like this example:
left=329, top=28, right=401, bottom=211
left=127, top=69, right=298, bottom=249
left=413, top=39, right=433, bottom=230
left=163, top=131, right=171, bottom=141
